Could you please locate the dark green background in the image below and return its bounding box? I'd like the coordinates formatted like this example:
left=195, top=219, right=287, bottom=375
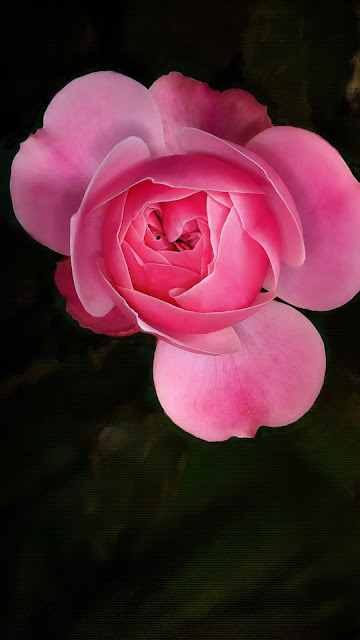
left=2, top=2, right=360, bottom=638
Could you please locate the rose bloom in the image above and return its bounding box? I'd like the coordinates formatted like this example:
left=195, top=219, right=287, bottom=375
left=10, top=71, right=360, bottom=440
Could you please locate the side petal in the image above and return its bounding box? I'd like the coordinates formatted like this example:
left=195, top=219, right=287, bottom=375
left=153, top=301, right=325, bottom=441
left=246, top=126, right=360, bottom=310
left=149, top=71, right=272, bottom=154
left=10, top=71, right=165, bottom=255
left=55, top=259, right=139, bottom=336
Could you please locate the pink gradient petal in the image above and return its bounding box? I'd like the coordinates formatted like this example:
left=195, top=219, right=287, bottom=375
left=121, top=182, right=197, bottom=243
left=80, top=152, right=264, bottom=226
left=125, top=225, right=170, bottom=266
left=246, top=126, right=360, bottom=310
left=71, top=137, right=151, bottom=317
left=160, top=235, right=204, bottom=273
left=180, top=127, right=305, bottom=267
left=149, top=71, right=272, bottom=154
left=102, top=196, right=134, bottom=287
left=144, top=262, right=200, bottom=303
left=118, top=286, right=274, bottom=334
left=55, top=259, right=138, bottom=336
left=161, top=192, right=207, bottom=241
left=138, top=318, right=241, bottom=355
left=174, top=207, right=269, bottom=312
left=43, top=71, right=165, bottom=168
left=10, top=133, right=89, bottom=255
left=231, top=193, right=281, bottom=290
left=97, top=259, right=240, bottom=355
left=71, top=205, right=114, bottom=317
left=121, top=242, right=147, bottom=292
left=153, top=301, right=325, bottom=441
left=76, top=136, right=152, bottom=217
left=11, top=72, right=165, bottom=254
left=206, top=195, right=230, bottom=259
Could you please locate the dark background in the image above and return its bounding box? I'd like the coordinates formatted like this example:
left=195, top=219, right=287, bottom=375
left=1, top=2, right=360, bottom=638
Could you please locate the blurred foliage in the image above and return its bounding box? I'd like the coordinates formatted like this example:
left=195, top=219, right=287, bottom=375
left=2, top=2, right=360, bottom=639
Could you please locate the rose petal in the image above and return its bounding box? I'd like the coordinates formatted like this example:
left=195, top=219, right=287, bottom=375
left=153, top=301, right=325, bottom=441
left=230, top=193, right=281, bottom=290
left=246, top=126, right=360, bottom=310
left=173, top=206, right=269, bottom=312
left=55, top=259, right=138, bottom=336
left=180, top=127, right=305, bottom=267
left=139, top=318, right=241, bottom=355
left=160, top=235, right=204, bottom=273
left=144, top=262, right=200, bottom=303
left=120, top=182, right=197, bottom=244
left=206, top=194, right=230, bottom=260
left=97, top=259, right=240, bottom=355
left=79, top=152, right=264, bottom=225
left=10, top=71, right=165, bottom=254
left=149, top=71, right=272, bottom=153
left=71, top=137, right=151, bottom=317
left=125, top=225, right=170, bottom=266
left=161, top=192, right=207, bottom=241
left=10, top=134, right=89, bottom=255
left=118, top=285, right=274, bottom=334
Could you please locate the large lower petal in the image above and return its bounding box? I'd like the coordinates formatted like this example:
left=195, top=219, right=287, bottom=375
left=153, top=301, right=325, bottom=441
left=55, top=259, right=138, bottom=336
left=10, top=72, right=165, bottom=255
left=149, top=71, right=272, bottom=154
left=246, top=126, right=360, bottom=310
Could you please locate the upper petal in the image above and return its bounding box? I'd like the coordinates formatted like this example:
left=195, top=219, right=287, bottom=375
left=247, top=126, right=360, bottom=310
left=10, top=71, right=165, bottom=254
left=149, top=71, right=272, bottom=154
left=153, top=301, right=326, bottom=441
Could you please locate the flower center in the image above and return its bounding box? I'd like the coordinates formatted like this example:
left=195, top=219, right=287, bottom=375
left=146, top=209, right=200, bottom=252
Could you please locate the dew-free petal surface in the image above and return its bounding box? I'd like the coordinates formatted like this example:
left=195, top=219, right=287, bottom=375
left=10, top=72, right=165, bottom=254
left=153, top=301, right=325, bottom=441
left=71, top=138, right=151, bottom=317
left=246, top=126, right=360, bottom=310
left=149, top=71, right=272, bottom=154
left=180, top=127, right=304, bottom=267
left=174, top=207, right=268, bottom=311
left=55, top=259, right=138, bottom=336
left=119, top=286, right=273, bottom=334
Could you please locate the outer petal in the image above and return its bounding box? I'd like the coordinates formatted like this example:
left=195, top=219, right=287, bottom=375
left=149, top=71, right=272, bottom=154
left=10, top=71, right=165, bottom=255
left=153, top=301, right=325, bottom=441
left=55, top=259, right=138, bottom=336
left=246, top=126, right=360, bottom=310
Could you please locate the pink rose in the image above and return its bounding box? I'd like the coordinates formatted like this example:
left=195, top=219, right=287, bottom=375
left=10, top=71, right=360, bottom=440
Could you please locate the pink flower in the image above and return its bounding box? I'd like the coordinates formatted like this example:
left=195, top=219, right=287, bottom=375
left=10, top=71, right=360, bottom=440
